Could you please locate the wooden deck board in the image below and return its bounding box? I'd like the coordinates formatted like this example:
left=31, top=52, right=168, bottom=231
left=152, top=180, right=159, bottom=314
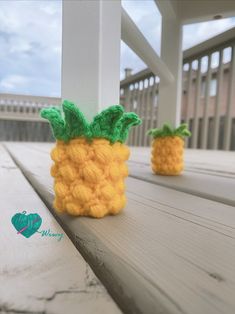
left=127, top=147, right=235, bottom=206
left=5, top=142, right=235, bottom=314
left=129, top=147, right=235, bottom=176
left=128, top=161, right=235, bottom=206
left=20, top=143, right=235, bottom=206
left=0, top=144, right=120, bottom=314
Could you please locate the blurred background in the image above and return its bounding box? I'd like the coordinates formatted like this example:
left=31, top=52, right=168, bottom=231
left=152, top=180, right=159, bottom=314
left=0, top=0, right=235, bottom=150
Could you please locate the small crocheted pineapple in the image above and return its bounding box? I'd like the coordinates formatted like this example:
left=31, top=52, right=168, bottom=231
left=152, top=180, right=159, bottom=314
left=148, top=123, right=191, bottom=176
left=41, top=101, right=141, bottom=218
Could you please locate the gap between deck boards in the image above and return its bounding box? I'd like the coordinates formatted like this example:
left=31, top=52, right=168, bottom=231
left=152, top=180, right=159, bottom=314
left=10, top=142, right=235, bottom=207
left=4, top=142, right=235, bottom=314
left=127, top=161, right=235, bottom=207
left=0, top=144, right=121, bottom=314
left=5, top=145, right=174, bottom=314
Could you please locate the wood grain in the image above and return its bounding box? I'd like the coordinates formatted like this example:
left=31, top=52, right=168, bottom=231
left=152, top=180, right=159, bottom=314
left=5, top=142, right=235, bottom=314
left=128, top=147, right=235, bottom=176
left=21, top=143, right=235, bottom=205
left=0, top=145, right=120, bottom=314
left=127, top=146, right=235, bottom=206
left=128, top=161, right=235, bottom=206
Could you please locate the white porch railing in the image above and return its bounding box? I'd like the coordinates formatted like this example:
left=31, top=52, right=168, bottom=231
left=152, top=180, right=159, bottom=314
left=0, top=94, right=61, bottom=141
left=0, top=28, right=235, bottom=149
left=120, top=27, right=235, bottom=150
left=0, top=94, right=61, bottom=122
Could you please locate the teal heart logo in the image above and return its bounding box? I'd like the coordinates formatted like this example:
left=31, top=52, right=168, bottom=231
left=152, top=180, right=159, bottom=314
left=11, top=211, right=42, bottom=238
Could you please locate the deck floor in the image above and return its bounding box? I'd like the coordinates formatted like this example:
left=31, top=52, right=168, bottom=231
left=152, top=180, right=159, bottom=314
left=1, top=142, right=235, bottom=314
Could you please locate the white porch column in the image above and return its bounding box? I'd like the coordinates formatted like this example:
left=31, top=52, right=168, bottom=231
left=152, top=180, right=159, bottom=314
left=61, top=0, right=121, bottom=121
left=157, top=17, right=183, bottom=128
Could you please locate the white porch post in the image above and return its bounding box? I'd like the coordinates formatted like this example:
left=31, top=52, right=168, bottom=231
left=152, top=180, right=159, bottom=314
left=157, top=17, right=183, bottom=128
left=61, top=0, right=121, bottom=121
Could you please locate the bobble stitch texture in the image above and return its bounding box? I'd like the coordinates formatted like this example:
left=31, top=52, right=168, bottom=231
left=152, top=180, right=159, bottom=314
left=41, top=101, right=141, bottom=217
left=148, top=123, right=191, bottom=176
left=51, top=139, right=130, bottom=217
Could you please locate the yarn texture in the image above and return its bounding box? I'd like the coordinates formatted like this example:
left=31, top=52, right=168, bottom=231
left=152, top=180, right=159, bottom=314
left=148, top=124, right=191, bottom=176
left=41, top=101, right=141, bottom=218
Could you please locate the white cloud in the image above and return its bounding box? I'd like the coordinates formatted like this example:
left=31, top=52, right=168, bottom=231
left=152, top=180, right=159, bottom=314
left=121, top=0, right=162, bottom=79
left=183, top=17, right=235, bottom=49
left=120, top=2, right=235, bottom=79
left=0, top=0, right=235, bottom=95
left=0, top=74, right=28, bottom=90
left=122, top=0, right=161, bottom=53
left=9, top=37, right=32, bottom=54
left=0, top=0, right=62, bottom=96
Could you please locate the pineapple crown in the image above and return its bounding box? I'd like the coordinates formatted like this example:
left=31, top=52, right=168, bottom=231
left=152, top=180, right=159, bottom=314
left=40, top=100, right=141, bottom=143
left=148, top=123, right=191, bottom=139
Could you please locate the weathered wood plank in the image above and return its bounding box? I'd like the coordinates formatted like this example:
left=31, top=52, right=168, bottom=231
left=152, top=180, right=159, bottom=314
left=5, top=143, right=235, bottom=314
left=128, top=147, right=235, bottom=177
left=16, top=144, right=235, bottom=206
left=127, top=147, right=235, bottom=205
left=128, top=161, right=235, bottom=206
left=0, top=145, right=120, bottom=314
left=23, top=142, right=235, bottom=178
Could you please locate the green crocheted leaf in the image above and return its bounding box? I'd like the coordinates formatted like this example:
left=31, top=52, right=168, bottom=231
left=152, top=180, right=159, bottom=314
left=116, top=112, right=142, bottom=143
left=175, top=123, right=191, bottom=137
left=40, top=107, right=68, bottom=141
left=41, top=102, right=142, bottom=143
left=175, top=123, right=188, bottom=133
left=90, top=105, right=124, bottom=143
left=62, top=100, right=90, bottom=139
left=180, top=129, right=191, bottom=137
left=162, top=124, right=173, bottom=136
left=148, top=123, right=191, bottom=139
left=147, top=128, right=162, bottom=137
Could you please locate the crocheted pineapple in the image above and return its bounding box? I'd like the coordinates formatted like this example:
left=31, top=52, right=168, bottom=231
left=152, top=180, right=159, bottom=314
left=41, top=101, right=141, bottom=218
left=148, top=123, right=191, bottom=176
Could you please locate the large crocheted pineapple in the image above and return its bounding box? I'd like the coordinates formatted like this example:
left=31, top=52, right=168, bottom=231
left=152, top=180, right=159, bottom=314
left=148, top=123, right=191, bottom=176
left=41, top=101, right=141, bottom=218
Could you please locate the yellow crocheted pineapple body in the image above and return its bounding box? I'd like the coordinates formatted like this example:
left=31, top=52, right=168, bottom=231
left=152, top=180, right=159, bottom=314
left=50, top=138, right=130, bottom=218
left=151, top=136, right=184, bottom=175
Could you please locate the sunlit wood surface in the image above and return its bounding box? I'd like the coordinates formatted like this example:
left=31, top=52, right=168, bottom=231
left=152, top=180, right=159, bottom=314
left=2, top=142, right=235, bottom=314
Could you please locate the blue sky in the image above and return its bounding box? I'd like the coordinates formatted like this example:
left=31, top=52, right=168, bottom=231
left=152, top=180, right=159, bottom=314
left=0, top=0, right=235, bottom=97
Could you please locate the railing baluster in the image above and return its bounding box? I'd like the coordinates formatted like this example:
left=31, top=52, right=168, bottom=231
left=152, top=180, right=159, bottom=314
left=123, top=86, right=131, bottom=112
left=153, top=80, right=158, bottom=129
left=201, top=54, right=212, bottom=149
left=148, top=79, right=157, bottom=143
left=213, top=49, right=224, bottom=149
left=224, top=44, right=235, bottom=150
left=123, top=86, right=131, bottom=145
left=136, top=80, right=144, bottom=146
left=134, top=82, right=142, bottom=146
left=192, top=58, right=202, bottom=148
left=185, top=62, right=193, bottom=148
left=16, top=100, right=19, bottom=113
left=143, top=79, right=150, bottom=146
left=10, top=100, right=15, bottom=113
left=129, top=85, right=137, bottom=145
left=3, top=98, right=7, bottom=112
left=138, top=83, right=146, bottom=146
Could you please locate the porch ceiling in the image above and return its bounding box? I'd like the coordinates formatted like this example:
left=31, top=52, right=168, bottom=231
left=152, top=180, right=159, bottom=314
left=156, top=0, right=235, bottom=24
